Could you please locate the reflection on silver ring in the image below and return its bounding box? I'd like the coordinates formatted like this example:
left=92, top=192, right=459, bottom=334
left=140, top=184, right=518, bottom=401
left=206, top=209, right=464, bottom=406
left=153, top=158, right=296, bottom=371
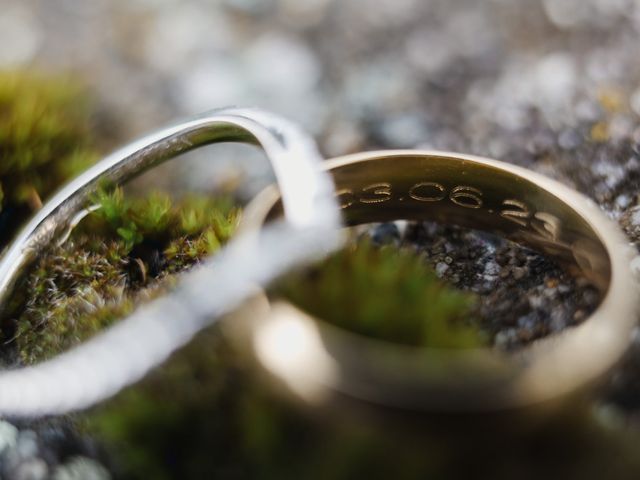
left=0, top=107, right=343, bottom=416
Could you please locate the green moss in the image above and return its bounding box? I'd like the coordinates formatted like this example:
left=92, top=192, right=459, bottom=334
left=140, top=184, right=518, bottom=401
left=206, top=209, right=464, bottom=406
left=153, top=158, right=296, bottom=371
left=85, top=328, right=448, bottom=480
left=86, top=329, right=234, bottom=480
left=0, top=71, right=98, bottom=242
left=9, top=191, right=240, bottom=364
left=81, top=188, right=240, bottom=255
left=275, top=239, right=485, bottom=348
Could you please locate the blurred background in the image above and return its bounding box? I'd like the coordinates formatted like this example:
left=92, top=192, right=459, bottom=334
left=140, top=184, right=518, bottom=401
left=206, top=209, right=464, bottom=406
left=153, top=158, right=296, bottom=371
left=3, top=0, right=640, bottom=479
left=4, top=0, right=640, bottom=202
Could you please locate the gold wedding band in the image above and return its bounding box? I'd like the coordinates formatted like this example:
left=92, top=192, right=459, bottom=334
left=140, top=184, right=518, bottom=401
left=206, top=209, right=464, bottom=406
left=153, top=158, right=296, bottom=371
left=233, top=150, right=639, bottom=413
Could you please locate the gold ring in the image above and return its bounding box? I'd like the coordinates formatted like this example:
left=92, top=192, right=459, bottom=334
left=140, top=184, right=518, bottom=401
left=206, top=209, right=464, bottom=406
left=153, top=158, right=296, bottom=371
left=233, top=150, right=639, bottom=413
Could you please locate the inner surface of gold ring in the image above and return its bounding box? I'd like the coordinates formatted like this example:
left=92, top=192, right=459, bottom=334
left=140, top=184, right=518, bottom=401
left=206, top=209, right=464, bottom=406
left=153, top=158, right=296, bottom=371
left=238, top=150, right=639, bottom=412
left=262, top=152, right=610, bottom=289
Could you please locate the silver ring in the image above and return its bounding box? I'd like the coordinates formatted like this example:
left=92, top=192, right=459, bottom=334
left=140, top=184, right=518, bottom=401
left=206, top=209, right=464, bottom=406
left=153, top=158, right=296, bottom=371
left=0, top=107, right=343, bottom=416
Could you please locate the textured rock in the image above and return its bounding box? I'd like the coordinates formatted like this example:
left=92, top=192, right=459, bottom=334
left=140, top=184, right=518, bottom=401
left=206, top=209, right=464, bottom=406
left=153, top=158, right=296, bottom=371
left=0, top=421, right=18, bottom=456
left=52, top=457, right=111, bottom=480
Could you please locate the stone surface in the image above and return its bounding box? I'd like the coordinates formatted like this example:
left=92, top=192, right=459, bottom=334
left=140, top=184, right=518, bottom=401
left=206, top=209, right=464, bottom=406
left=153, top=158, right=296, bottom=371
left=52, top=457, right=111, bottom=480
left=0, top=421, right=18, bottom=456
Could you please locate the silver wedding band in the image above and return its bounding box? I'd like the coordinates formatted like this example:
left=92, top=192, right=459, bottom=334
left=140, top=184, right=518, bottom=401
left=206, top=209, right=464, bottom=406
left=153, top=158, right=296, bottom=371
left=0, top=107, right=343, bottom=416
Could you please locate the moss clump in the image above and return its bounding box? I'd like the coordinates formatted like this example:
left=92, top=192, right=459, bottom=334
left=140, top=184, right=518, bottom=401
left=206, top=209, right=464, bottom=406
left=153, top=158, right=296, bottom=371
left=275, top=239, right=485, bottom=348
left=86, top=328, right=447, bottom=480
left=8, top=190, right=240, bottom=364
left=0, top=71, right=98, bottom=243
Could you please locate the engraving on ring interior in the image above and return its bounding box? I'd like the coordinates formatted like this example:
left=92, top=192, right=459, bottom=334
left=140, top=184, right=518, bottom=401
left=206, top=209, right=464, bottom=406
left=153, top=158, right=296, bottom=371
left=338, top=181, right=562, bottom=240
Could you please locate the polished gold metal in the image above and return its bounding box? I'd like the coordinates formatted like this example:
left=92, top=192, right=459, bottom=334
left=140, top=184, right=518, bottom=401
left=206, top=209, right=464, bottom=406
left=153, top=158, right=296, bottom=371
left=234, top=150, right=640, bottom=413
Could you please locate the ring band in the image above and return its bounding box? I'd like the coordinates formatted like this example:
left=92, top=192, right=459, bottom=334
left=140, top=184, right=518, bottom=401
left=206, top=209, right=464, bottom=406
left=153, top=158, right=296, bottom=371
left=0, top=108, right=342, bottom=416
left=236, top=150, right=639, bottom=412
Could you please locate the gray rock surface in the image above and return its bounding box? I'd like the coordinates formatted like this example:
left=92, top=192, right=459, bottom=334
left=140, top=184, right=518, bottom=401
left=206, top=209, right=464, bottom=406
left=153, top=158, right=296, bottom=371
left=52, top=457, right=111, bottom=480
